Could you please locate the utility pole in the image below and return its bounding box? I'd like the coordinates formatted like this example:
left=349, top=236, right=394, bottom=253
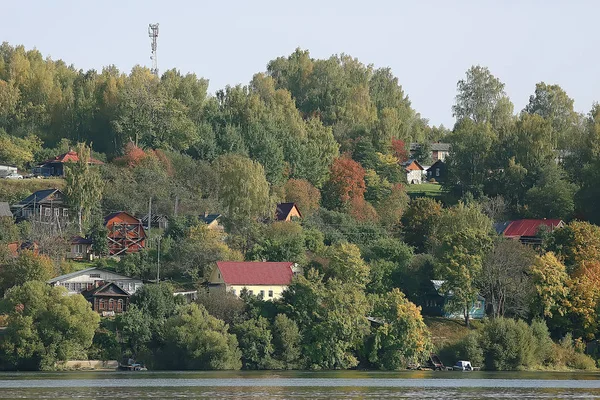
left=147, top=197, right=152, bottom=231
left=148, top=23, right=159, bottom=76
left=156, top=236, right=162, bottom=283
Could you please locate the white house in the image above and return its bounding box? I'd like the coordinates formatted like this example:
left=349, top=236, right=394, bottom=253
left=48, top=267, right=143, bottom=295
left=402, top=159, right=425, bottom=184
left=208, top=261, right=302, bottom=300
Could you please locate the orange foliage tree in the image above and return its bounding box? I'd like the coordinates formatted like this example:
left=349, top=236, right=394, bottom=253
left=392, top=139, right=409, bottom=163
left=322, top=156, right=366, bottom=211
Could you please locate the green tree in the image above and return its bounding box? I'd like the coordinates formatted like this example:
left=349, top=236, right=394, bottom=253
left=323, top=242, right=370, bottom=286
left=524, top=82, right=578, bottom=148
left=271, top=313, right=302, bottom=369
left=0, top=281, right=100, bottom=370
left=214, top=154, right=270, bottom=221
left=523, top=163, right=577, bottom=220
left=116, top=304, right=153, bottom=357
left=232, top=316, right=274, bottom=369
left=249, top=221, right=307, bottom=264
left=452, top=65, right=513, bottom=129
left=160, top=303, right=242, bottom=370
left=401, top=197, right=442, bottom=251
left=64, top=142, right=104, bottom=232
left=283, top=270, right=370, bottom=369
left=366, top=289, right=432, bottom=369
left=0, top=251, right=55, bottom=296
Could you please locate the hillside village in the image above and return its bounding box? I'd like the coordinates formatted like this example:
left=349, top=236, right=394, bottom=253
left=1, top=43, right=600, bottom=372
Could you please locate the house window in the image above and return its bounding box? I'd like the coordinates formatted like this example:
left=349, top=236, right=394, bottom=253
left=231, top=289, right=236, bottom=295
left=99, top=299, right=105, bottom=310
left=268, top=290, right=273, bottom=298
left=108, top=299, right=114, bottom=311
left=54, top=208, right=60, bottom=217
left=117, top=299, right=123, bottom=312
left=259, top=290, right=265, bottom=298
left=475, top=301, right=482, bottom=310
left=63, top=209, right=68, bottom=217
left=248, top=290, right=254, bottom=296
left=44, top=208, right=51, bottom=217
left=89, top=274, right=101, bottom=278
left=436, top=168, right=440, bottom=177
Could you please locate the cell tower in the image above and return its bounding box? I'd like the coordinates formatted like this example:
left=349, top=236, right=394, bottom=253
left=148, top=23, right=159, bottom=76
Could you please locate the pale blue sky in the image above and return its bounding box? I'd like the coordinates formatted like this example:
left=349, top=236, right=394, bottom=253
left=2, top=0, right=598, bottom=127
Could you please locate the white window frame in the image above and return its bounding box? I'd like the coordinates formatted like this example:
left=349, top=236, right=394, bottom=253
left=44, top=208, right=51, bottom=217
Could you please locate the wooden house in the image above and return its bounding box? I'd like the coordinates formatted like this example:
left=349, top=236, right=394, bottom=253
left=200, top=212, right=223, bottom=231
left=208, top=261, right=302, bottom=300
left=275, top=203, right=302, bottom=221
left=67, top=236, right=93, bottom=260
left=140, top=214, right=169, bottom=230
left=104, top=211, right=146, bottom=256
left=401, top=159, right=425, bottom=184
left=431, top=142, right=451, bottom=162
left=48, top=267, right=143, bottom=294
left=420, top=280, right=485, bottom=320
left=11, top=189, right=69, bottom=224
left=33, top=150, right=103, bottom=177
left=426, top=160, right=447, bottom=183
left=80, top=281, right=131, bottom=316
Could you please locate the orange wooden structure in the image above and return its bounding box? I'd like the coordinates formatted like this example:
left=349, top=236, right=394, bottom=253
left=104, top=211, right=146, bottom=256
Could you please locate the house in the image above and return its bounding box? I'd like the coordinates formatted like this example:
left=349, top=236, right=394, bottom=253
left=104, top=211, right=146, bottom=256
left=401, top=159, right=425, bottom=184
left=80, top=281, right=131, bottom=316
left=426, top=160, right=447, bottom=183
left=7, top=241, right=39, bottom=257
left=0, top=202, right=12, bottom=218
left=67, top=236, right=93, bottom=261
left=48, top=267, right=143, bottom=295
left=11, top=189, right=69, bottom=223
left=275, top=203, right=302, bottom=221
left=431, top=142, right=451, bottom=162
left=33, top=150, right=103, bottom=177
left=200, top=212, right=223, bottom=231
left=140, top=214, right=169, bottom=230
left=420, top=280, right=485, bottom=320
left=496, top=219, right=564, bottom=245
left=409, top=142, right=451, bottom=162
left=208, top=261, right=302, bottom=300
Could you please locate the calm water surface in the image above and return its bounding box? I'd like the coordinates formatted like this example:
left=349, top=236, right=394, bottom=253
left=1, top=370, right=599, bottom=399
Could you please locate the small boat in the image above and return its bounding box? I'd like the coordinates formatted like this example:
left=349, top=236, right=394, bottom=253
left=452, top=360, right=474, bottom=371
left=118, top=357, right=147, bottom=371
left=427, top=353, right=445, bottom=371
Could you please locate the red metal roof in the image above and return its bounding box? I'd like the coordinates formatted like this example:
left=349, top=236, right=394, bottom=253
left=503, top=219, right=563, bottom=237
left=46, top=151, right=104, bottom=165
left=216, top=261, right=294, bottom=285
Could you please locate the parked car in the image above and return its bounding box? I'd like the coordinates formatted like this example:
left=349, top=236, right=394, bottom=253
left=4, top=172, right=23, bottom=179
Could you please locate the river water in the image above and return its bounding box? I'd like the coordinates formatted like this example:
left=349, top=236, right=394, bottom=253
left=1, top=370, right=600, bottom=399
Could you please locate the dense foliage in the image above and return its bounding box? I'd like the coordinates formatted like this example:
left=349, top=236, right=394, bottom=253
left=1, top=43, right=600, bottom=371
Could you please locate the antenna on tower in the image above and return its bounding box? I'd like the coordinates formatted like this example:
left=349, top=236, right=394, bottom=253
left=148, top=23, right=159, bottom=76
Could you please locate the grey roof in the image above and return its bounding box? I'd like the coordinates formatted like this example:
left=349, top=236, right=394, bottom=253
left=493, top=221, right=512, bottom=235
left=17, top=189, right=62, bottom=206
left=0, top=202, right=12, bottom=217
left=47, top=267, right=138, bottom=284
left=431, top=143, right=451, bottom=152
left=200, top=213, right=221, bottom=225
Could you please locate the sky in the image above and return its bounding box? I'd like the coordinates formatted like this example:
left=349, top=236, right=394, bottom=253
left=2, top=0, right=598, bottom=127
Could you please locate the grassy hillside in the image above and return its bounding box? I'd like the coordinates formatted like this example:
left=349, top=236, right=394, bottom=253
left=425, top=317, right=482, bottom=366
left=406, top=183, right=444, bottom=200
left=0, top=178, right=66, bottom=204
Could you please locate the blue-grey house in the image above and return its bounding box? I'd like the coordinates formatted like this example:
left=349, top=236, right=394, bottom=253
left=420, top=280, right=485, bottom=320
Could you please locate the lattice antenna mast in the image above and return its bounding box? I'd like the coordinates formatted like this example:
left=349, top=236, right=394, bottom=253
left=148, top=23, right=159, bottom=76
